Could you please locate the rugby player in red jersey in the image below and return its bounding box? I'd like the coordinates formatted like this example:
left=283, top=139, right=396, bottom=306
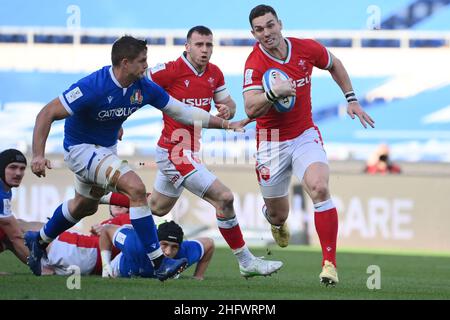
left=243, top=5, right=375, bottom=286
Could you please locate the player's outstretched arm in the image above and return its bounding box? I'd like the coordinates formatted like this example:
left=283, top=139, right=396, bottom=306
left=192, top=238, right=215, bottom=280
left=0, top=216, right=29, bottom=264
left=215, top=95, right=237, bottom=120
left=161, top=96, right=253, bottom=132
left=32, top=98, right=70, bottom=177
left=99, top=224, right=118, bottom=278
left=327, top=52, right=375, bottom=129
left=243, top=90, right=273, bottom=119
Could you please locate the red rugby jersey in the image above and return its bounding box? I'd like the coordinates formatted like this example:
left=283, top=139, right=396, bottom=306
left=243, top=38, right=332, bottom=142
left=148, top=53, right=227, bottom=152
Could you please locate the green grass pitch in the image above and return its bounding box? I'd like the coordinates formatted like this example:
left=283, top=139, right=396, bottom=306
left=1, top=246, right=450, bottom=300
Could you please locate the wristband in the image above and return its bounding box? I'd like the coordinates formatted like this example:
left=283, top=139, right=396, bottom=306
left=222, top=119, right=230, bottom=129
left=265, top=91, right=275, bottom=103
left=345, top=90, right=358, bottom=103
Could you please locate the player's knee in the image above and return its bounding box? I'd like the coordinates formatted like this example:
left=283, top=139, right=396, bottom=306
left=123, top=180, right=147, bottom=203
left=149, top=197, right=171, bottom=217
left=217, top=190, right=234, bottom=211
left=71, top=197, right=99, bottom=217
left=309, top=181, right=329, bottom=201
left=150, top=205, right=169, bottom=217
left=265, top=205, right=289, bottom=225
left=269, top=213, right=288, bottom=225
left=204, top=238, right=215, bottom=254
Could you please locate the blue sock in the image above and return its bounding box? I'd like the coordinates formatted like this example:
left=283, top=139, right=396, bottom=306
left=129, top=206, right=161, bottom=254
left=42, top=201, right=78, bottom=241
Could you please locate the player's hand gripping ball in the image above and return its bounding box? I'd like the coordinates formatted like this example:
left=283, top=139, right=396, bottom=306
left=262, top=68, right=296, bottom=112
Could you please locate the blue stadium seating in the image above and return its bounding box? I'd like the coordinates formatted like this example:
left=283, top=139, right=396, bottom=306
left=318, top=84, right=450, bottom=144
left=0, top=34, right=27, bottom=43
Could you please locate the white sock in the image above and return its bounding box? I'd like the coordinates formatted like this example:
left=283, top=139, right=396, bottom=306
left=101, top=250, right=111, bottom=266
left=233, top=246, right=255, bottom=268
left=99, top=192, right=112, bottom=204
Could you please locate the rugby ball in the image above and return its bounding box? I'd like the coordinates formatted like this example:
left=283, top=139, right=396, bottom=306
left=262, top=68, right=296, bottom=113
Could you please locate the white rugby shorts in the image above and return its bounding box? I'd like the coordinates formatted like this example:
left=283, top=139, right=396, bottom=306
left=64, top=143, right=131, bottom=199
left=255, top=127, right=328, bottom=198
left=43, top=232, right=99, bottom=275
left=153, top=146, right=216, bottom=198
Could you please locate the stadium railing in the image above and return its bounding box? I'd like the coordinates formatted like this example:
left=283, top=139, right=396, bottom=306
left=0, top=27, right=449, bottom=48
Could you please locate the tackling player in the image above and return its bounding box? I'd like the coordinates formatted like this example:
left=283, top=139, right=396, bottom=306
left=100, top=220, right=215, bottom=280
left=242, top=5, right=375, bottom=286
left=1, top=207, right=130, bottom=275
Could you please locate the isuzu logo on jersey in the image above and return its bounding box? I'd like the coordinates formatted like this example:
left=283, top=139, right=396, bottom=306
left=130, top=89, right=143, bottom=105
left=181, top=97, right=212, bottom=107
left=295, top=75, right=311, bottom=87
left=97, top=106, right=139, bottom=120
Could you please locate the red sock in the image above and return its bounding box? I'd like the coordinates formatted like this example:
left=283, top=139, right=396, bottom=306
left=218, top=225, right=246, bottom=250
left=110, top=192, right=130, bottom=208
left=314, top=207, right=338, bottom=266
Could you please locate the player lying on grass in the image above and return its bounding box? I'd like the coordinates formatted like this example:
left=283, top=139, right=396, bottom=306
left=2, top=211, right=214, bottom=279
left=100, top=220, right=215, bottom=280
left=101, top=191, right=284, bottom=278
left=0, top=206, right=130, bottom=275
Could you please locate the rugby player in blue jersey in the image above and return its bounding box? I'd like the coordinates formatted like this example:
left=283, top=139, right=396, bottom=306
left=24, top=36, right=250, bottom=280
left=100, top=220, right=214, bottom=280
left=0, top=149, right=29, bottom=264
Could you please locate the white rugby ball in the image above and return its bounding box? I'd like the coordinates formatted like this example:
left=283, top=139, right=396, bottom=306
left=262, top=68, right=296, bottom=113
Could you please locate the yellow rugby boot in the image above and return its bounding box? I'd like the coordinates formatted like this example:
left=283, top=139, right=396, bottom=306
left=319, top=260, right=339, bottom=287
left=270, top=224, right=290, bottom=248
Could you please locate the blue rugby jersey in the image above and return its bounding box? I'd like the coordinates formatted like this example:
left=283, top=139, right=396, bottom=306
left=0, top=181, right=12, bottom=218
left=59, top=66, right=169, bottom=151
left=114, top=227, right=203, bottom=278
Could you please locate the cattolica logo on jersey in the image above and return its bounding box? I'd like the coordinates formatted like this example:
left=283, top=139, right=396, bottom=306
left=130, top=89, right=143, bottom=105
left=98, top=106, right=139, bottom=120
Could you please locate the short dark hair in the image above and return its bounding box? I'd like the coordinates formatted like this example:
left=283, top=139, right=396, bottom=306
left=249, top=4, right=278, bottom=27
left=187, top=25, right=213, bottom=41
left=111, top=36, right=147, bottom=66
